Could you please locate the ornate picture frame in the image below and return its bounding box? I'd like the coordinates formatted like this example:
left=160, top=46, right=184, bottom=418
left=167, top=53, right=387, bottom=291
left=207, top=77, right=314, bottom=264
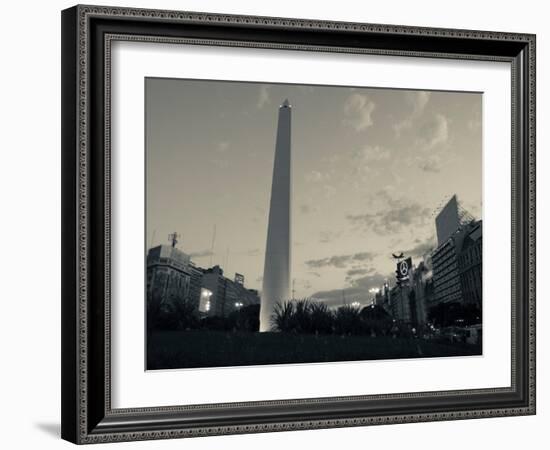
left=61, top=5, right=535, bottom=444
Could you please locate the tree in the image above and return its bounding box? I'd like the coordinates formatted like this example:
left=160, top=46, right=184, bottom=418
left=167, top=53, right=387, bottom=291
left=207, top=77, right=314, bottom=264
left=334, top=305, right=363, bottom=335
left=228, top=303, right=260, bottom=332
left=360, top=304, right=392, bottom=336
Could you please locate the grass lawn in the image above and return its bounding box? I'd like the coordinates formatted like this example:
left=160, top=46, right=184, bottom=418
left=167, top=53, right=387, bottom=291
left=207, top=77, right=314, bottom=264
left=147, top=330, right=482, bottom=370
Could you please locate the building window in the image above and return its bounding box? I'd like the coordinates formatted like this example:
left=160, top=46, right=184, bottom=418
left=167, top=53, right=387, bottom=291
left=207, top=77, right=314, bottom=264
left=199, top=288, right=213, bottom=313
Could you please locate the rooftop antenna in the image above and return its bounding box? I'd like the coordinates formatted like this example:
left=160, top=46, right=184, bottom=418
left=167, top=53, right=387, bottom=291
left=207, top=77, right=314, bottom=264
left=209, top=224, right=216, bottom=267
left=168, top=232, right=179, bottom=248
left=149, top=229, right=156, bottom=250
left=224, top=247, right=230, bottom=271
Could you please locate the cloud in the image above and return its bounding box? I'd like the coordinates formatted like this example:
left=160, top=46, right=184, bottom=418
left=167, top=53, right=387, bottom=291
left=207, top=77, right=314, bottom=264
left=346, top=191, right=431, bottom=235
left=345, top=267, right=375, bottom=281
left=244, top=248, right=261, bottom=256
left=351, top=145, right=392, bottom=178
left=296, top=278, right=312, bottom=290
left=415, top=153, right=446, bottom=173
left=310, top=272, right=388, bottom=307
left=351, top=272, right=390, bottom=289
left=418, top=158, right=442, bottom=173
left=402, top=145, right=453, bottom=174
left=393, top=91, right=431, bottom=137
left=353, top=145, right=391, bottom=163
left=305, top=252, right=376, bottom=269
left=343, top=93, right=376, bottom=131
left=257, top=85, right=271, bottom=109
left=464, top=202, right=481, bottom=219
left=416, top=113, right=449, bottom=149
left=402, top=236, right=437, bottom=259
left=310, top=287, right=366, bottom=308
left=347, top=205, right=430, bottom=235
left=319, top=230, right=342, bottom=244
left=189, top=249, right=214, bottom=258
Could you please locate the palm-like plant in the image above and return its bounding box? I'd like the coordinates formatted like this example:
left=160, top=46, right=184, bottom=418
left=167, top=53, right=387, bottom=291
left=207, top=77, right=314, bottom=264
left=309, top=302, right=334, bottom=334
left=271, top=299, right=335, bottom=334
left=293, top=299, right=312, bottom=333
left=271, top=301, right=295, bottom=332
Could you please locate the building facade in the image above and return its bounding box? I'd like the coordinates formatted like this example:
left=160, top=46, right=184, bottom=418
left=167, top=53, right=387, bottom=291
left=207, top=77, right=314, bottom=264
left=432, top=220, right=482, bottom=305
left=389, top=284, right=412, bottom=324
left=200, top=266, right=260, bottom=317
left=146, top=245, right=194, bottom=313
left=431, top=233, right=465, bottom=305
left=458, top=221, right=482, bottom=307
left=411, top=259, right=434, bottom=327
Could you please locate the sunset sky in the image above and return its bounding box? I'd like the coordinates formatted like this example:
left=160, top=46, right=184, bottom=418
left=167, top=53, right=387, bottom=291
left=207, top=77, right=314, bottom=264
left=146, top=77, right=482, bottom=307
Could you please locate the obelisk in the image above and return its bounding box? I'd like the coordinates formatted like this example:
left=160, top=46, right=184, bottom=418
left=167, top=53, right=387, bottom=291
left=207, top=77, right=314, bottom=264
left=259, top=99, right=292, bottom=332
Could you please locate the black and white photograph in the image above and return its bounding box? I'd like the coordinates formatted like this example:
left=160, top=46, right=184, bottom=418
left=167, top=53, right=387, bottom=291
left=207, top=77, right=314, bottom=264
left=46, top=1, right=539, bottom=446
left=145, top=78, right=483, bottom=370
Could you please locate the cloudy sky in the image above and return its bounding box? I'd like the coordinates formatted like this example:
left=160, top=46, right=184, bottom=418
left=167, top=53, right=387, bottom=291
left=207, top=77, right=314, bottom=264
left=146, top=77, right=482, bottom=307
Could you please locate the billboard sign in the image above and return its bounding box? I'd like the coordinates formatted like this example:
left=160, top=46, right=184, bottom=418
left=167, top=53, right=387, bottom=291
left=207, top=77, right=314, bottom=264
left=396, top=257, right=412, bottom=283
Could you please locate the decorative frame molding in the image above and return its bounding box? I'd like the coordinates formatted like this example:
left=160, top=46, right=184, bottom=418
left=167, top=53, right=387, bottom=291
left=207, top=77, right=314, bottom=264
left=61, top=4, right=536, bottom=444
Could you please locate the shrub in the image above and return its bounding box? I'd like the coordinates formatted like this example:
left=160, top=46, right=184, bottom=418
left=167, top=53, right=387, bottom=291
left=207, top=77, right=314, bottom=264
left=360, top=304, right=392, bottom=336
left=334, top=305, right=363, bottom=335
left=148, top=296, right=199, bottom=331
left=228, top=304, right=260, bottom=332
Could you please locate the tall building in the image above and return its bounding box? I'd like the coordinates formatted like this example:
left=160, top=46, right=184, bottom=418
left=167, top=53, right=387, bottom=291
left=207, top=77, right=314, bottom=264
left=187, top=264, right=204, bottom=310
left=199, top=265, right=260, bottom=317
left=260, top=99, right=292, bottom=332
left=146, top=245, right=194, bottom=313
left=432, top=196, right=478, bottom=306
left=458, top=221, right=482, bottom=307
left=435, top=195, right=461, bottom=245
left=435, top=194, right=475, bottom=246
left=430, top=219, right=482, bottom=326
left=389, top=284, right=413, bottom=323
left=431, top=233, right=466, bottom=305
left=411, top=258, right=434, bottom=327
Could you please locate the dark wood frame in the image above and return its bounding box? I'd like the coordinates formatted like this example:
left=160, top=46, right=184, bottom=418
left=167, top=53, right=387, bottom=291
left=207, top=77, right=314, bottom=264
left=61, top=4, right=536, bottom=444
